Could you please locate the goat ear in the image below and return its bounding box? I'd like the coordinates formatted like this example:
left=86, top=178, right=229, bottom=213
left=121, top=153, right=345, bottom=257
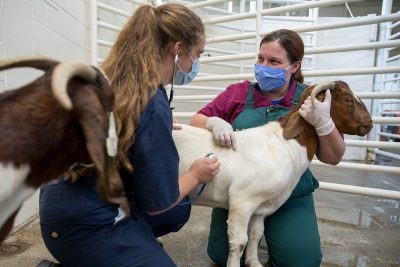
left=78, top=103, right=123, bottom=200
left=77, top=110, right=110, bottom=197
left=282, top=111, right=306, bottom=139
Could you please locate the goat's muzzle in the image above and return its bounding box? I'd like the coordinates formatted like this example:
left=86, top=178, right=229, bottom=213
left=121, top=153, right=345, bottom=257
left=358, top=122, right=373, bottom=136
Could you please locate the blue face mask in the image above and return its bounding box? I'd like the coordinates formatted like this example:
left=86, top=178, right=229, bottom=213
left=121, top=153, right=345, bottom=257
left=174, top=55, right=200, bottom=85
left=254, top=64, right=291, bottom=92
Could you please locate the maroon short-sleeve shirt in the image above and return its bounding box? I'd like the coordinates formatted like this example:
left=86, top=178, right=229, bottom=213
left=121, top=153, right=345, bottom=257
left=198, top=80, right=297, bottom=124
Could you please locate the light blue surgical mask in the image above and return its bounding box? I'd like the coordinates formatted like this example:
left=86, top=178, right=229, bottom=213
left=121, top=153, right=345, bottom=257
left=174, top=55, right=200, bottom=85
left=254, top=64, right=292, bottom=92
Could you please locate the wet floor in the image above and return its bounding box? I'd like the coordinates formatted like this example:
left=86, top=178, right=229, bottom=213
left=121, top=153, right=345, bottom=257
left=310, top=154, right=400, bottom=267
left=0, top=155, right=399, bottom=267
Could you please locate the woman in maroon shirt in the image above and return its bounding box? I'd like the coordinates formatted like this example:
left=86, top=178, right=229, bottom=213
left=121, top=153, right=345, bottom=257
left=191, top=29, right=345, bottom=267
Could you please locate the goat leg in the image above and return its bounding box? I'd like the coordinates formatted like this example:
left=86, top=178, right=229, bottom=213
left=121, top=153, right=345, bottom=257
left=226, top=202, right=257, bottom=267
left=0, top=210, right=18, bottom=242
left=245, top=214, right=265, bottom=267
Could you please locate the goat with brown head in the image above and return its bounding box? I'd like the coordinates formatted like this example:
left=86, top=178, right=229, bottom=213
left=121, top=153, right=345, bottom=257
left=171, top=80, right=373, bottom=267
left=0, top=56, right=124, bottom=242
left=281, top=80, right=373, bottom=161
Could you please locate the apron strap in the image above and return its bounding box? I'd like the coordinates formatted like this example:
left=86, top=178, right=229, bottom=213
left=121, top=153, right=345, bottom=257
left=291, top=82, right=307, bottom=106
left=244, top=82, right=257, bottom=109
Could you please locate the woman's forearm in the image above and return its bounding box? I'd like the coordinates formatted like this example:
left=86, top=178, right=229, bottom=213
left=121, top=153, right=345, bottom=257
left=316, top=128, right=345, bottom=165
left=190, top=113, right=209, bottom=128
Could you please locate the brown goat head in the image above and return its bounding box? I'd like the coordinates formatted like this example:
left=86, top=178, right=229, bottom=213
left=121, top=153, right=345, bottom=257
left=283, top=80, right=373, bottom=139
left=317, top=81, right=373, bottom=136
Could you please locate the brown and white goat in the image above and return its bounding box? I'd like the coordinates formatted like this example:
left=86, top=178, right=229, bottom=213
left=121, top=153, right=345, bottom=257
left=0, top=56, right=124, bottom=242
left=173, top=81, right=373, bottom=267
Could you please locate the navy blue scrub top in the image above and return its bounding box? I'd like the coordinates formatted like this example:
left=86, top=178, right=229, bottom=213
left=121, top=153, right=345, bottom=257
left=121, top=85, right=180, bottom=214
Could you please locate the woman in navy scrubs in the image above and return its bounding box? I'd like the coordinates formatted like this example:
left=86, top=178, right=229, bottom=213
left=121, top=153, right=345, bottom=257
left=39, top=3, right=219, bottom=267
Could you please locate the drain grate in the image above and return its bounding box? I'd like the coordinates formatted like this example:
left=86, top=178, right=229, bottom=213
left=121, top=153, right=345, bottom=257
left=0, top=242, right=28, bottom=256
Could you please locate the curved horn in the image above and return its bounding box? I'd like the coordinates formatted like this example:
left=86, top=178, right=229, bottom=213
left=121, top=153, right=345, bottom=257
left=51, top=60, right=97, bottom=110
left=0, top=56, right=59, bottom=72
left=310, top=81, right=336, bottom=107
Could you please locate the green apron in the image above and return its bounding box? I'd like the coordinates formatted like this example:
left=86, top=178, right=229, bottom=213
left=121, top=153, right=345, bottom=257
left=207, top=82, right=322, bottom=267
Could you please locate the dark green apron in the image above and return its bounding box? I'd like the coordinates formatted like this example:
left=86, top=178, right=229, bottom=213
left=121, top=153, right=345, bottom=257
left=207, top=82, right=322, bottom=267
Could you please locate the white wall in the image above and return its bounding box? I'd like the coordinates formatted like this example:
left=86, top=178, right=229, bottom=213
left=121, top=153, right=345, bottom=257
left=0, top=0, right=91, bottom=92
left=0, top=0, right=91, bottom=229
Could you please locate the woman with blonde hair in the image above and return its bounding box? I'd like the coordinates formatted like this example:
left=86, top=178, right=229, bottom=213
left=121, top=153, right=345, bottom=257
left=39, top=3, right=219, bottom=267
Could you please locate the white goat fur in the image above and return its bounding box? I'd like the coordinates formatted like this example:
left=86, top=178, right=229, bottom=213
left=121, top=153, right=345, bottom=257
left=173, top=122, right=309, bottom=267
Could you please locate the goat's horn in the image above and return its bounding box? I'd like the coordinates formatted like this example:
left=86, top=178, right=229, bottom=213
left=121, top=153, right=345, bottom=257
left=310, top=81, right=336, bottom=107
left=51, top=60, right=97, bottom=110
left=0, top=56, right=58, bottom=72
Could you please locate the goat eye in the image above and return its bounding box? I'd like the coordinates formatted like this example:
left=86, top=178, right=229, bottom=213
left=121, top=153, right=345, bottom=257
left=344, top=96, right=353, bottom=104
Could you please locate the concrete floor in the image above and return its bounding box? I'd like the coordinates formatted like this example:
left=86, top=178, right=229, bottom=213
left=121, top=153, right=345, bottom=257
left=0, top=156, right=399, bottom=267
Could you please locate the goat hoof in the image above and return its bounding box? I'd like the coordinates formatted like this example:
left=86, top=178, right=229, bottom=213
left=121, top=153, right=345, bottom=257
left=245, top=260, right=263, bottom=267
left=36, top=259, right=62, bottom=267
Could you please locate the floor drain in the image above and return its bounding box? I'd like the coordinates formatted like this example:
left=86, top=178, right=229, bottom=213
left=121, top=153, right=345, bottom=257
left=0, top=242, right=28, bottom=255
left=1, top=244, right=21, bottom=253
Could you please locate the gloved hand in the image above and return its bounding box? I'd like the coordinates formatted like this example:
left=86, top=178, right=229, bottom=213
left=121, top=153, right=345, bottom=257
left=299, top=90, right=335, bottom=136
left=206, top=117, right=237, bottom=150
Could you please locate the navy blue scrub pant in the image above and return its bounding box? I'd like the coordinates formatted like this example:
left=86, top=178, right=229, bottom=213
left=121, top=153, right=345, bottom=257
left=39, top=179, right=191, bottom=267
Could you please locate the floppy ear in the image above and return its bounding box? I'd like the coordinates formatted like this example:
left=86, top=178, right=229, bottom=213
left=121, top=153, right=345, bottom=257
left=282, top=111, right=306, bottom=139
left=73, top=87, right=124, bottom=201
left=77, top=101, right=109, bottom=196
left=79, top=111, right=124, bottom=199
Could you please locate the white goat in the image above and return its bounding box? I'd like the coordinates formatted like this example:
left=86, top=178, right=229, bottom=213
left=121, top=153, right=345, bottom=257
left=173, top=81, right=373, bottom=267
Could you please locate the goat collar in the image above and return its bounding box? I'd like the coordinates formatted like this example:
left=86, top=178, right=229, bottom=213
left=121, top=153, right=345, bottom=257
left=106, top=112, right=118, bottom=157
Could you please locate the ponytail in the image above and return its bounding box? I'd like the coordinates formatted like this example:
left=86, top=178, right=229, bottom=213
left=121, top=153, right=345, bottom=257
left=293, top=69, right=304, bottom=83
left=101, top=5, right=162, bottom=171
left=101, top=3, right=204, bottom=172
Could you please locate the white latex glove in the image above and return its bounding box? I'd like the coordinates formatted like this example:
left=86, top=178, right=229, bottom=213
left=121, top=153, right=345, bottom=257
left=206, top=116, right=237, bottom=150
left=299, top=90, right=335, bottom=136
